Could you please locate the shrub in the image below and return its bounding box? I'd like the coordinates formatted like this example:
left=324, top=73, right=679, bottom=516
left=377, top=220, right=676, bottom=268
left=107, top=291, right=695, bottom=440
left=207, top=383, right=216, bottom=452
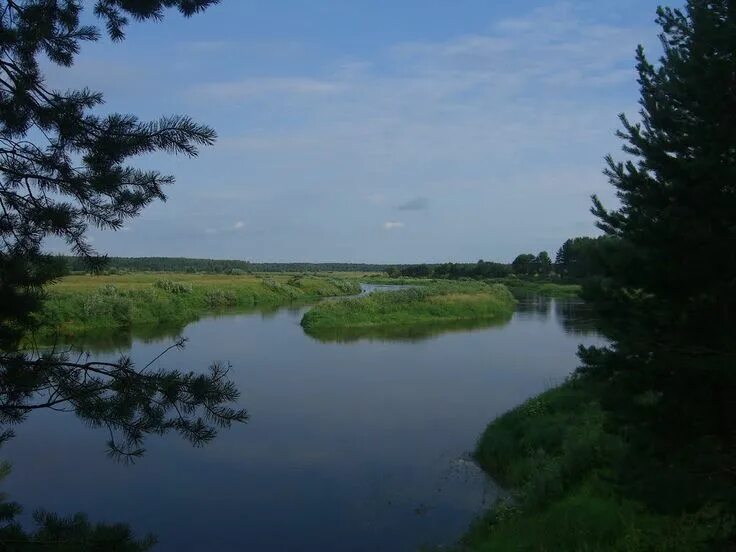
left=153, top=279, right=192, bottom=294
left=204, top=290, right=237, bottom=308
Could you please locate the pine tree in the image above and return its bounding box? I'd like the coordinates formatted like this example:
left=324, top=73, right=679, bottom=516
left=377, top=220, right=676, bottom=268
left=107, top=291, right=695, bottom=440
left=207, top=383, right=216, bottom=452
left=0, top=1, right=248, bottom=461
left=580, top=1, right=736, bottom=499
left=591, top=0, right=736, bottom=340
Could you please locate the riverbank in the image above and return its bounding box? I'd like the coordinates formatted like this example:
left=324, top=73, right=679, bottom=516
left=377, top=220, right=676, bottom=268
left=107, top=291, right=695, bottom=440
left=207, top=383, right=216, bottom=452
left=300, top=281, right=516, bottom=335
left=345, top=275, right=581, bottom=298
left=488, top=277, right=581, bottom=298
left=462, top=374, right=735, bottom=551
left=35, top=273, right=361, bottom=339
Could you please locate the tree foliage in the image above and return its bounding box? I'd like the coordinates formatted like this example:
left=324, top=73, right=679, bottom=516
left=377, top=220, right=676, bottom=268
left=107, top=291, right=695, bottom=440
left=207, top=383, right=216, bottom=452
left=576, top=4, right=736, bottom=540
left=591, top=0, right=736, bottom=338
left=0, top=1, right=217, bottom=348
left=0, top=0, right=249, bottom=462
left=62, top=256, right=393, bottom=274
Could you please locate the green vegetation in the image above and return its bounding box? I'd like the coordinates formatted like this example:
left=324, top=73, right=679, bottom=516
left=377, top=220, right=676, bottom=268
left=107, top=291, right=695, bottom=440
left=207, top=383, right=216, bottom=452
left=301, top=281, right=516, bottom=336
left=356, top=274, right=581, bottom=298
left=464, top=2, right=736, bottom=550
left=488, top=278, right=581, bottom=298
left=63, top=256, right=393, bottom=274
left=390, top=260, right=511, bottom=279
left=463, top=374, right=735, bottom=551
left=35, top=273, right=360, bottom=339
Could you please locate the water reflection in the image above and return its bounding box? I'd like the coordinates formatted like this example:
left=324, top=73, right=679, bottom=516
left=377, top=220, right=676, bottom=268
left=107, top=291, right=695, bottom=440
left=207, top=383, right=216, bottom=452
left=50, top=323, right=186, bottom=354
left=553, top=297, right=601, bottom=337
left=515, top=294, right=552, bottom=320
left=52, top=302, right=317, bottom=354
left=304, top=315, right=513, bottom=344
left=516, top=295, right=601, bottom=337
left=4, top=294, right=606, bottom=552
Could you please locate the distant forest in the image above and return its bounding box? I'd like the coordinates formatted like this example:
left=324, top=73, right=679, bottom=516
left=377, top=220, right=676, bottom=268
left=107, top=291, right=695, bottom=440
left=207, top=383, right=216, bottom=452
left=389, top=236, right=615, bottom=281
left=62, top=256, right=393, bottom=274
left=62, top=236, right=610, bottom=279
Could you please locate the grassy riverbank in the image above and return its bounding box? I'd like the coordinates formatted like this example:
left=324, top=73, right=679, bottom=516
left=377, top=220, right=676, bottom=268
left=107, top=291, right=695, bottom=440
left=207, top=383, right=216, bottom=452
left=488, top=278, right=581, bottom=298
left=300, top=281, right=516, bottom=335
left=35, top=273, right=360, bottom=339
left=344, top=275, right=582, bottom=298
left=462, top=375, right=735, bottom=551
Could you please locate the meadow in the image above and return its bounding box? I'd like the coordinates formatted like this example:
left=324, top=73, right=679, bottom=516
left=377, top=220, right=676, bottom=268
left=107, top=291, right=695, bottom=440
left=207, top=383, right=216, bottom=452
left=36, top=272, right=361, bottom=339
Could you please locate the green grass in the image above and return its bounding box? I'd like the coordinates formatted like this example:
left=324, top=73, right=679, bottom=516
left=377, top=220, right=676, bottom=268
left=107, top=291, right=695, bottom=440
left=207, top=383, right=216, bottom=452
left=35, top=272, right=360, bottom=339
left=488, top=277, right=582, bottom=297
left=462, top=376, right=735, bottom=551
left=300, top=281, right=516, bottom=336
left=349, top=274, right=582, bottom=298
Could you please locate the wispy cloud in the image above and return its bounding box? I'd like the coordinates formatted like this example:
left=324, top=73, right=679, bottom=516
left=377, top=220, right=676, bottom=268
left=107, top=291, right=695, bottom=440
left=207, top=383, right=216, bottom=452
left=398, top=197, right=429, bottom=211
left=188, top=77, right=344, bottom=102
left=209, top=2, right=642, bottom=164
left=383, top=221, right=405, bottom=230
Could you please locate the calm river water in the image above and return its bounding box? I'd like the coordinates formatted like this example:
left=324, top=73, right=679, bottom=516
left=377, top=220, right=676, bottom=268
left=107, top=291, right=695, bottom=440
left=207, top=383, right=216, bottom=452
left=4, top=292, right=605, bottom=551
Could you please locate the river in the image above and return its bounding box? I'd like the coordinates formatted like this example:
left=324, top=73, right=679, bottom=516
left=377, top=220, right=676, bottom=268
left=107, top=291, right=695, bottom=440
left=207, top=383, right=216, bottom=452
left=3, top=292, right=605, bottom=551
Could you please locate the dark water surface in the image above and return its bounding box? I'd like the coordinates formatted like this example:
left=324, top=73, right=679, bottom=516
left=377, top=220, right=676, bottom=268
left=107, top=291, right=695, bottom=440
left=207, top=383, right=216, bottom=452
left=4, top=294, right=605, bottom=551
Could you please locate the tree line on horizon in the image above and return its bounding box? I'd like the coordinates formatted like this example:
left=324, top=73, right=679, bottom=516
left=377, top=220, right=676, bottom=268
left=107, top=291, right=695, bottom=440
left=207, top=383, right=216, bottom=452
left=62, top=256, right=393, bottom=275
left=387, top=235, right=615, bottom=281
left=60, top=240, right=610, bottom=279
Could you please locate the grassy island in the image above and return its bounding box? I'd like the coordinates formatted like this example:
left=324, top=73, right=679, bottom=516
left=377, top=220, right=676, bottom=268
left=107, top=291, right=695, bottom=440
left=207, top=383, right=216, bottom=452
left=300, top=281, right=516, bottom=336
left=35, top=273, right=361, bottom=339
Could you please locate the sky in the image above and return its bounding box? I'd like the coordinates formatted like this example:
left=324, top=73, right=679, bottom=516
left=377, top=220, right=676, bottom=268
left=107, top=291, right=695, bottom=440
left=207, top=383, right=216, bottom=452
left=46, top=0, right=677, bottom=263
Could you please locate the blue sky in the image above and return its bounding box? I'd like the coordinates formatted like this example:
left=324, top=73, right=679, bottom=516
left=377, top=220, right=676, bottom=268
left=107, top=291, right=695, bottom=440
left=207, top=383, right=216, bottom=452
left=48, top=0, right=675, bottom=263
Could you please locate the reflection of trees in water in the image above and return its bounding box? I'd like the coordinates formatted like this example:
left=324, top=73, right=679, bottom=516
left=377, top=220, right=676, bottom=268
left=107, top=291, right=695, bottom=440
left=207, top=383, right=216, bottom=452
left=515, top=295, right=602, bottom=337
left=515, top=296, right=552, bottom=320
left=304, top=315, right=513, bottom=344
left=57, top=303, right=312, bottom=354
left=554, top=299, right=601, bottom=337
left=52, top=324, right=187, bottom=354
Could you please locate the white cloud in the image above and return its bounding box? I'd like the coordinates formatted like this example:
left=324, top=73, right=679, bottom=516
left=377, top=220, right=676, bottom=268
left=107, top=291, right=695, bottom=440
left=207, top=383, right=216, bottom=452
left=233, top=221, right=245, bottom=230
left=211, top=2, right=643, bottom=169
left=188, top=78, right=344, bottom=102
left=172, top=2, right=651, bottom=259
left=383, top=221, right=404, bottom=230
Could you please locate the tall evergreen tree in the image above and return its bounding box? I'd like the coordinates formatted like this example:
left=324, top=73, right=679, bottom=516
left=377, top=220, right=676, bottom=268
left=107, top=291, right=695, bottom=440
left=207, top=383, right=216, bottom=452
left=591, top=0, right=736, bottom=340
left=580, top=2, right=736, bottom=519
left=0, top=0, right=247, bottom=461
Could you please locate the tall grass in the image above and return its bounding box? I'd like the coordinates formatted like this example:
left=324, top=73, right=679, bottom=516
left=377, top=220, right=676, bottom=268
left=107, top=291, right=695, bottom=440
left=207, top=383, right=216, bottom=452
left=35, top=273, right=361, bottom=338
left=462, top=376, right=734, bottom=551
left=300, top=281, right=516, bottom=334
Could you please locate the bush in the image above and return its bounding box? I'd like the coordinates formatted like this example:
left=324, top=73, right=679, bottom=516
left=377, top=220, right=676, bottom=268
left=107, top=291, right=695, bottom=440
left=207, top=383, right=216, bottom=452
left=153, top=279, right=192, bottom=294
left=204, top=290, right=237, bottom=308
left=81, top=294, right=132, bottom=326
